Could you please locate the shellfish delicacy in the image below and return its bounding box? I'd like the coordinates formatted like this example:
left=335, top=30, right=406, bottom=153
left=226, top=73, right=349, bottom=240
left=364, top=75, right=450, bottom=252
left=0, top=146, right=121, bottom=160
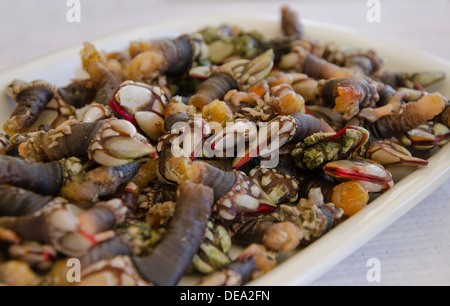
left=0, top=5, right=448, bottom=287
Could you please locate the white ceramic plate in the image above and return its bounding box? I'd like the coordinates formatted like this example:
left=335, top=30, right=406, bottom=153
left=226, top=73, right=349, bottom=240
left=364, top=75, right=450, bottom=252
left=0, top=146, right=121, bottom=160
left=1, top=14, right=449, bottom=286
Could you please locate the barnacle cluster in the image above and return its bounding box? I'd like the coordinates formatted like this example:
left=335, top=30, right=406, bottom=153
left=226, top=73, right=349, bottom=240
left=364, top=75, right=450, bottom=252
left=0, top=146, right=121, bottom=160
left=0, top=6, right=448, bottom=286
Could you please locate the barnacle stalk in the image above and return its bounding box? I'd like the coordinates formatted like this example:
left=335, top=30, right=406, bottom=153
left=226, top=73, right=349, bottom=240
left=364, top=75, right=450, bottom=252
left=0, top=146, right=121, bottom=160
left=58, top=79, right=97, bottom=108
left=77, top=236, right=133, bottom=269
left=306, top=105, right=347, bottom=132
left=281, top=5, right=305, bottom=39
left=188, top=49, right=274, bottom=110
left=79, top=42, right=124, bottom=106
left=4, top=79, right=76, bottom=135
left=0, top=156, right=84, bottom=197
left=279, top=45, right=353, bottom=80
left=357, top=87, right=415, bottom=122
left=131, top=34, right=208, bottom=80
left=4, top=80, right=55, bottom=135
left=0, top=198, right=128, bottom=257
left=182, top=161, right=276, bottom=221
left=440, top=104, right=450, bottom=128
left=131, top=181, right=214, bottom=286
left=108, top=160, right=159, bottom=216
left=188, top=73, right=238, bottom=110
left=0, top=186, right=53, bottom=217
left=60, top=162, right=141, bottom=205
left=363, top=92, right=447, bottom=139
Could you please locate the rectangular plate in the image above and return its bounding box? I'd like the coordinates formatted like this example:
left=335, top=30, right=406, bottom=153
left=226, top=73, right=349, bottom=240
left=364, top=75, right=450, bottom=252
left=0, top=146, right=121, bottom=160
left=1, top=14, right=449, bottom=286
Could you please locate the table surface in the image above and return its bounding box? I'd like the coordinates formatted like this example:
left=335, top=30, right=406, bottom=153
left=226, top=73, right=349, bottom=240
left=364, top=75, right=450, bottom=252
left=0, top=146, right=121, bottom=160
left=0, top=0, right=449, bottom=286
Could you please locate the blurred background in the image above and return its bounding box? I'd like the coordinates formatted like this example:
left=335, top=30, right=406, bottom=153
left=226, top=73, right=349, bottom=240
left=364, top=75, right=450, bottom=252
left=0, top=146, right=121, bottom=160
left=1, top=0, right=449, bottom=70
left=0, top=0, right=449, bottom=286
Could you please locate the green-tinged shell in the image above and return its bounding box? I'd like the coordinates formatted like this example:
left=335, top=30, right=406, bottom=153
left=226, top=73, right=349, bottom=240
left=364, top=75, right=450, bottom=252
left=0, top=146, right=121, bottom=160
left=116, top=221, right=166, bottom=256
left=291, top=126, right=370, bottom=170
left=199, top=26, right=263, bottom=62
left=199, top=26, right=229, bottom=44
left=190, top=221, right=232, bottom=274
left=233, top=32, right=263, bottom=59
left=192, top=244, right=231, bottom=274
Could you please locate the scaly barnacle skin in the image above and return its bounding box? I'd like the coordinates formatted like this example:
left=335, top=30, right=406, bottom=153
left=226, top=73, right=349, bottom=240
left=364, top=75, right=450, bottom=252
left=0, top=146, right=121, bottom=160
left=3, top=80, right=55, bottom=136
left=131, top=182, right=214, bottom=286
left=127, top=34, right=209, bottom=82
left=4, top=79, right=77, bottom=136
left=19, top=119, right=157, bottom=167
left=281, top=5, right=305, bottom=39
left=0, top=155, right=84, bottom=197
left=363, top=92, right=447, bottom=139
left=0, top=186, right=53, bottom=217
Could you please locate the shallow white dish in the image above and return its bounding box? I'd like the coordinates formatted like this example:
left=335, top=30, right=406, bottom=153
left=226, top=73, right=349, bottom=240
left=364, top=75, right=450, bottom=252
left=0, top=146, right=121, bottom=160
left=0, top=14, right=449, bottom=286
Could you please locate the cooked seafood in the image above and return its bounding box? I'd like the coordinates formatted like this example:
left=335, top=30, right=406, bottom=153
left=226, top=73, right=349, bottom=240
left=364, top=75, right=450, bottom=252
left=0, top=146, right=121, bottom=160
left=0, top=5, right=448, bottom=287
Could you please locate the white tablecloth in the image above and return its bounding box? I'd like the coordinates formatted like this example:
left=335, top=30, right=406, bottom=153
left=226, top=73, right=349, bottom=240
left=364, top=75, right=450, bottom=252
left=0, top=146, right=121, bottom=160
left=0, top=0, right=449, bottom=286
